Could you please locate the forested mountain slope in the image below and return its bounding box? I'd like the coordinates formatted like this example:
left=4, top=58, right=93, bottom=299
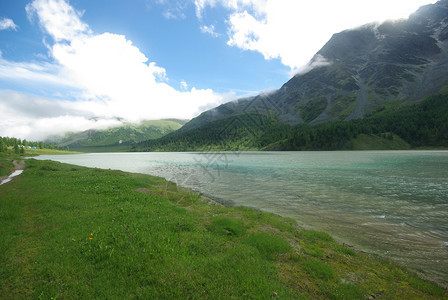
left=132, top=94, right=448, bottom=151
left=134, top=1, right=448, bottom=152
left=178, top=0, right=448, bottom=131
left=49, top=119, right=187, bottom=152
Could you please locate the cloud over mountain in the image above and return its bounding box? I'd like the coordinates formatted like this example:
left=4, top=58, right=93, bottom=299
left=196, top=0, right=437, bottom=73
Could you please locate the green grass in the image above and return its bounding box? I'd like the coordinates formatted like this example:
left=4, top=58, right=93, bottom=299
left=68, top=145, right=133, bottom=153
left=244, top=233, right=291, bottom=260
left=349, top=133, right=411, bottom=150
left=331, top=283, right=365, bottom=299
left=1, top=149, right=77, bottom=177
left=301, top=244, right=325, bottom=258
left=25, top=148, right=82, bottom=156
left=302, top=259, right=335, bottom=281
left=0, top=157, right=446, bottom=299
left=0, top=153, right=17, bottom=177
left=208, top=216, right=247, bottom=237
left=0, top=163, right=11, bottom=176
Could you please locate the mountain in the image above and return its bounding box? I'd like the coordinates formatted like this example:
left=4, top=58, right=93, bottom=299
left=49, top=119, right=187, bottom=152
left=132, top=94, right=448, bottom=151
left=133, top=0, right=448, bottom=151
left=183, top=0, right=448, bottom=129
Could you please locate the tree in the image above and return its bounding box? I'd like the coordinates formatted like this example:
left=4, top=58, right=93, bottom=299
left=0, top=139, right=5, bottom=152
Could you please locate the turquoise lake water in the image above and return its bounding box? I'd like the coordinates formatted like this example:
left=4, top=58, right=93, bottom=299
left=36, top=151, right=448, bottom=286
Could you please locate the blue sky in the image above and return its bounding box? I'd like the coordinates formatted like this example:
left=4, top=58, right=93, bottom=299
left=74, top=0, right=288, bottom=94
left=0, top=0, right=436, bottom=139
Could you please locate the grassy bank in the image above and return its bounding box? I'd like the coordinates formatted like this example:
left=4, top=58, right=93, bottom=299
left=0, top=154, right=15, bottom=177
left=0, top=158, right=446, bottom=299
left=25, top=148, right=83, bottom=156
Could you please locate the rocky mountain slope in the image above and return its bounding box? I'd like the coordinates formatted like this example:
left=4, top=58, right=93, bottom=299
left=180, top=0, right=448, bottom=132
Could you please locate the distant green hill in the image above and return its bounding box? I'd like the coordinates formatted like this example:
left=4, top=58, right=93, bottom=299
left=51, top=119, right=188, bottom=152
left=131, top=94, right=448, bottom=151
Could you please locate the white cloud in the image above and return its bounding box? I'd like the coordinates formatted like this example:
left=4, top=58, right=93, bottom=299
left=200, top=24, right=220, bottom=37
left=0, top=0, right=227, bottom=140
left=195, top=0, right=267, bottom=19
left=0, top=58, right=73, bottom=88
left=180, top=80, right=189, bottom=91
left=156, top=1, right=187, bottom=20
left=197, top=0, right=437, bottom=72
left=0, top=18, right=18, bottom=31
left=50, top=31, right=224, bottom=122
left=194, top=0, right=214, bottom=19
left=226, top=10, right=264, bottom=52
left=295, top=54, right=332, bottom=76
left=0, top=90, right=122, bottom=140
left=26, top=0, right=91, bottom=42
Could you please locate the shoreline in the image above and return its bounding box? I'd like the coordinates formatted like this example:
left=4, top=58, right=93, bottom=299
left=32, top=151, right=448, bottom=289
left=1, top=157, right=446, bottom=298
left=146, top=169, right=448, bottom=289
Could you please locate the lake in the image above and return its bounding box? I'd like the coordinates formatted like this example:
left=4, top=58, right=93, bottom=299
left=35, top=150, right=448, bottom=286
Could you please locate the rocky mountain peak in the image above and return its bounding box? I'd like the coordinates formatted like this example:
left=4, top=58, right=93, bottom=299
left=181, top=0, right=448, bottom=131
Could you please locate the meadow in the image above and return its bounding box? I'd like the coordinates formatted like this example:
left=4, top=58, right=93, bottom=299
left=0, top=155, right=446, bottom=299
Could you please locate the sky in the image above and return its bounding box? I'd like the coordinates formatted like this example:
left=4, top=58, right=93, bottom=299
left=0, top=0, right=437, bottom=140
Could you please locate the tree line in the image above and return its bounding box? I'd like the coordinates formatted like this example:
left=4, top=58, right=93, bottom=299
left=132, top=93, right=448, bottom=152
left=278, top=93, right=448, bottom=150
left=0, top=136, right=69, bottom=154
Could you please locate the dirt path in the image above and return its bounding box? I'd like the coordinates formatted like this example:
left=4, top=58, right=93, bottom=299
left=13, top=160, right=26, bottom=170
left=0, top=159, right=25, bottom=184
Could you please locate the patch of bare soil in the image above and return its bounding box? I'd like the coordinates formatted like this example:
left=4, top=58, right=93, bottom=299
left=13, top=160, right=26, bottom=170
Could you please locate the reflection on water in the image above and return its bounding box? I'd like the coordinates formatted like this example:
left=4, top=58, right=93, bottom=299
left=36, top=151, right=448, bottom=287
